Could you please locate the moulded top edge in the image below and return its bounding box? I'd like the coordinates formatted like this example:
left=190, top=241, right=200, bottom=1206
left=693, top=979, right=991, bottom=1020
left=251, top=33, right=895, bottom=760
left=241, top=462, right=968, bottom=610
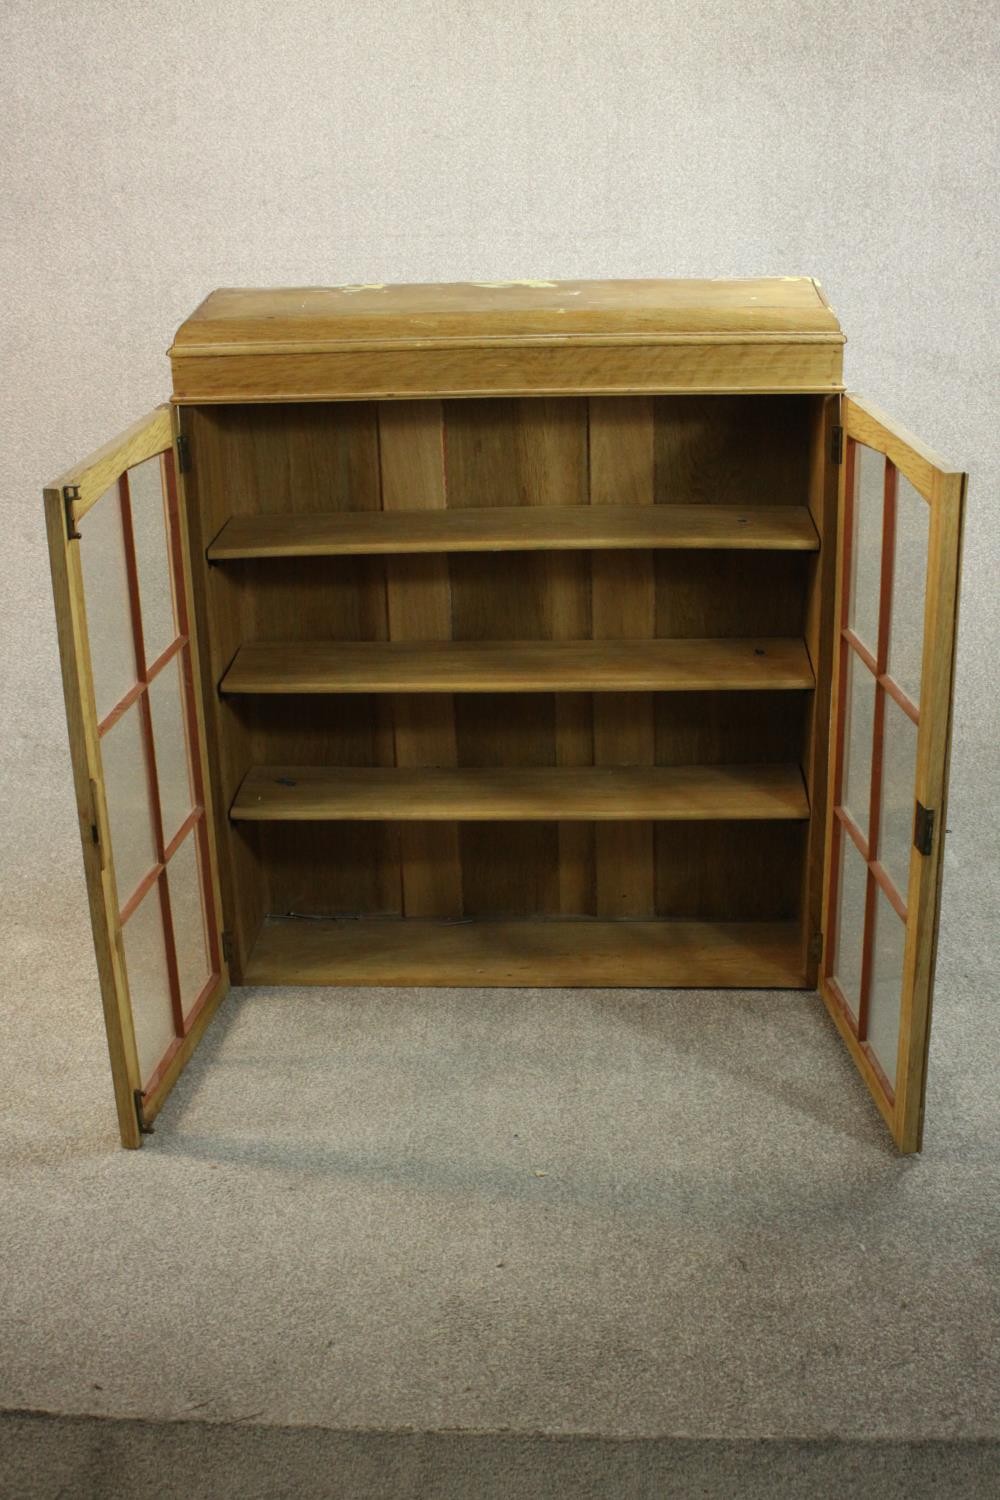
left=169, top=277, right=845, bottom=356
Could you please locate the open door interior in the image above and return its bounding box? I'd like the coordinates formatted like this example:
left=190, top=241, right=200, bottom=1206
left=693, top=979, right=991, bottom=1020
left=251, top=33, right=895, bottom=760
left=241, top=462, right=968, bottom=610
left=45, top=407, right=229, bottom=1147
left=821, top=396, right=965, bottom=1152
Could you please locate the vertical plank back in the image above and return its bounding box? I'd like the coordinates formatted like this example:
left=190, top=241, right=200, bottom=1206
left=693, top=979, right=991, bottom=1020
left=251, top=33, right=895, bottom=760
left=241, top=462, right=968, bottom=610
left=380, top=402, right=463, bottom=916
left=590, top=397, right=657, bottom=916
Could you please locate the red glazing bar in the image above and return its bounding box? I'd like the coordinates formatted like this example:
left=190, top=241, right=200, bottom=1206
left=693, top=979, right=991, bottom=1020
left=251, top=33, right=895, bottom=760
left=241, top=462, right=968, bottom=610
left=97, top=680, right=145, bottom=739
left=835, top=804, right=869, bottom=863
left=177, top=968, right=217, bottom=1047
left=162, top=446, right=223, bottom=985
left=96, top=636, right=186, bottom=740
left=879, top=672, right=919, bottom=727
left=139, top=965, right=218, bottom=1105
left=119, top=808, right=203, bottom=924
left=842, top=628, right=877, bottom=676
left=822, top=437, right=859, bottom=981
left=826, top=972, right=861, bottom=1039
left=163, top=806, right=203, bottom=864
left=857, top=459, right=899, bottom=1041
left=161, top=449, right=190, bottom=637
left=156, top=865, right=184, bottom=1037
left=871, top=858, right=907, bottom=922
left=119, top=469, right=185, bottom=1040
left=119, top=864, right=161, bottom=927
left=118, top=473, right=148, bottom=679
left=139, top=1031, right=184, bottom=1104
left=146, top=633, right=187, bottom=685
left=862, top=1041, right=895, bottom=1104
left=876, top=460, right=898, bottom=679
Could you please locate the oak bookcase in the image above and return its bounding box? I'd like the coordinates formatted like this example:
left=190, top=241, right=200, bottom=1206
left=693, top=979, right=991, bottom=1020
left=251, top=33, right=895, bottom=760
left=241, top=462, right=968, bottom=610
left=45, top=279, right=965, bottom=1152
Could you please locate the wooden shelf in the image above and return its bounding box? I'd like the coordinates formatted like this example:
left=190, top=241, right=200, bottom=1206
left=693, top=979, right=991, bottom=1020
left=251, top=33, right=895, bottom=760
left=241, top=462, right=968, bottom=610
left=220, top=638, right=815, bottom=695
left=231, top=763, right=810, bottom=822
left=208, top=503, right=819, bottom=559
left=244, top=916, right=805, bottom=988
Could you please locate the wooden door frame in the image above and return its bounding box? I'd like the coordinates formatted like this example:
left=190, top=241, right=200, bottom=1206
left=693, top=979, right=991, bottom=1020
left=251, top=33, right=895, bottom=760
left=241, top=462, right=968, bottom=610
left=819, top=396, right=965, bottom=1152
left=45, top=405, right=229, bottom=1147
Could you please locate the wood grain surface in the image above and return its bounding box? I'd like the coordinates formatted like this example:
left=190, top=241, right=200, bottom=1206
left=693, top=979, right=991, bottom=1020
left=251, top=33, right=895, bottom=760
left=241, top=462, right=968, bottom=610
left=245, top=915, right=806, bottom=988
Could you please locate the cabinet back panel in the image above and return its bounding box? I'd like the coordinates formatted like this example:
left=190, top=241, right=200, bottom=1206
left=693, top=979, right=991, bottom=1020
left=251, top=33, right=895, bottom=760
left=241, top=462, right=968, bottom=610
left=654, top=822, right=805, bottom=920
left=188, top=396, right=820, bottom=949
left=229, top=549, right=805, bottom=647
left=653, top=691, right=810, bottom=766
left=190, top=402, right=382, bottom=518
left=238, top=556, right=389, bottom=641
left=652, top=395, right=812, bottom=505
left=443, top=397, right=590, bottom=509
left=252, top=822, right=403, bottom=918
left=246, top=818, right=802, bottom=922
left=653, top=552, right=806, bottom=638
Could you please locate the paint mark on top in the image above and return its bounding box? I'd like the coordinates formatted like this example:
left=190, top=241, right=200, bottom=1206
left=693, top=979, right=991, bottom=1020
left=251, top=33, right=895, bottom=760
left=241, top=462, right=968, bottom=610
left=333, top=284, right=387, bottom=293
left=472, top=280, right=560, bottom=289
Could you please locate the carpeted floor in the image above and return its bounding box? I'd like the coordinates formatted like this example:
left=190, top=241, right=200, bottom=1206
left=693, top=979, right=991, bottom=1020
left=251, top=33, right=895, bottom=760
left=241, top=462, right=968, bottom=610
left=1, top=740, right=998, bottom=1496
left=3, top=1412, right=1000, bottom=1499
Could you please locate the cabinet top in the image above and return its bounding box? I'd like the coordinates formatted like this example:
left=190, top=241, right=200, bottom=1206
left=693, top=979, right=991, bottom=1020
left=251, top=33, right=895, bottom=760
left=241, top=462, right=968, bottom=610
left=169, top=278, right=845, bottom=402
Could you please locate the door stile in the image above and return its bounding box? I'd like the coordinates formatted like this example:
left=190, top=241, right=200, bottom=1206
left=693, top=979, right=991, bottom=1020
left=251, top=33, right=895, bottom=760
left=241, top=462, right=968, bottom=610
left=139, top=418, right=230, bottom=1127
left=819, top=396, right=965, bottom=1150
left=895, top=465, right=965, bottom=1150
left=46, top=407, right=231, bottom=1145
left=44, top=489, right=145, bottom=1148
left=818, top=431, right=898, bottom=1138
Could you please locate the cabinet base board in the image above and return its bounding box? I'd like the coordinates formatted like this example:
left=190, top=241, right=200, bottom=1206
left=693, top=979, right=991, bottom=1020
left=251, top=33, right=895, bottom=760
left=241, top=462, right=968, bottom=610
left=244, top=916, right=806, bottom=989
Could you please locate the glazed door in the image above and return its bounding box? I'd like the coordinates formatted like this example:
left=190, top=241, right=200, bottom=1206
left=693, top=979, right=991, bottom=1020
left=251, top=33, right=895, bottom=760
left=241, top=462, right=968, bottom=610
left=821, top=396, right=965, bottom=1152
left=45, top=407, right=228, bottom=1147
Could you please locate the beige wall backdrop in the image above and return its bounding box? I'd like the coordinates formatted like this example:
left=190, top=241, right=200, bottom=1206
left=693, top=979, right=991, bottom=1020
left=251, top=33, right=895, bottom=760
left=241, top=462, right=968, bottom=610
left=1, top=1, right=997, bottom=932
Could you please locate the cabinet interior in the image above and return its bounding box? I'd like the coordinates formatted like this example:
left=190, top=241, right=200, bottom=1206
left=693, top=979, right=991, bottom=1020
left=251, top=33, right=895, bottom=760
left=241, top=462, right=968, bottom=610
left=183, top=393, right=835, bottom=988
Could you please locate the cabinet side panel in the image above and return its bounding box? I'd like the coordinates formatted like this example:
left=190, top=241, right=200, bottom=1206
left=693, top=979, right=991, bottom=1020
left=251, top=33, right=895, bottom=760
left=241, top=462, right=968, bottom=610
left=182, top=408, right=266, bottom=975
left=801, top=395, right=841, bottom=981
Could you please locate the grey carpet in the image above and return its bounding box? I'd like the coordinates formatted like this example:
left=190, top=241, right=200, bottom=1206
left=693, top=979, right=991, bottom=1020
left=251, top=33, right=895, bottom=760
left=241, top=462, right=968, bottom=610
left=1, top=739, right=998, bottom=1489
left=3, top=1413, right=1000, bottom=1500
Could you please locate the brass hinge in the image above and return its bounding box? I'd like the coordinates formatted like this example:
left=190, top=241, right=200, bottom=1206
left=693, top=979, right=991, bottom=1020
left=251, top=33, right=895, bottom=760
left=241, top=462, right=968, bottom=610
left=133, top=1089, right=154, bottom=1136
left=831, top=425, right=844, bottom=465
left=62, top=484, right=81, bottom=540
left=914, top=802, right=935, bottom=856
left=221, top=930, right=234, bottom=966
left=175, top=432, right=191, bottom=474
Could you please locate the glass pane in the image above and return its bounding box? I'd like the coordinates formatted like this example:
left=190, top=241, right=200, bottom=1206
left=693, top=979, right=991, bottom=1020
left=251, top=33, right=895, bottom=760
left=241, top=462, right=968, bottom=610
left=841, top=649, right=876, bottom=840
left=79, top=484, right=136, bottom=722
left=121, top=884, right=177, bottom=1085
left=100, top=705, right=157, bottom=909
left=832, top=833, right=868, bottom=1019
left=166, top=829, right=212, bottom=1018
left=867, top=890, right=906, bottom=1089
left=128, top=454, right=178, bottom=663
left=879, top=694, right=918, bottom=901
left=149, top=652, right=196, bottom=844
left=888, top=472, right=929, bottom=706
left=848, top=444, right=884, bottom=653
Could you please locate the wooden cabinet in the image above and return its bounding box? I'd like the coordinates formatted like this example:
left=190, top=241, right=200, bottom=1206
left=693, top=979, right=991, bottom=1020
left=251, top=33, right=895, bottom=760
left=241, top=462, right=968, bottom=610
left=44, top=279, right=965, bottom=1152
